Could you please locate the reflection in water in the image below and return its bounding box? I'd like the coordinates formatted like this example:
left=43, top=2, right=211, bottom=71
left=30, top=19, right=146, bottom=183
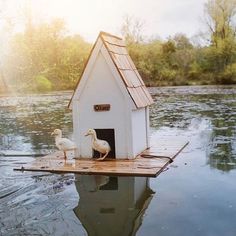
left=74, top=175, right=155, bottom=236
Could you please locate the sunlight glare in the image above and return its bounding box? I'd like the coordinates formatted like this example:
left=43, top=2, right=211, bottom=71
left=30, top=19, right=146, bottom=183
left=38, top=0, right=126, bottom=41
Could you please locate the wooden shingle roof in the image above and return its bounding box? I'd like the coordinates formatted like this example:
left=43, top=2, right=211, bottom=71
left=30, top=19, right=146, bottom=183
left=100, top=32, right=153, bottom=108
left=69, top=31, right=153, bottom=109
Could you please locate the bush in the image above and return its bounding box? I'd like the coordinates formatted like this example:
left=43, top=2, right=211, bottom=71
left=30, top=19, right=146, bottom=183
left=35, top=75, right=52, bottom=92
left=220, top=63, right=236, bottom=84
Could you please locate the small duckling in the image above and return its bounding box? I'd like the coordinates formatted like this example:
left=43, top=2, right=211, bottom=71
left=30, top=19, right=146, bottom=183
left=51, top=129, right=76, bottom=160
left=85, top=129, right=111, bottom=161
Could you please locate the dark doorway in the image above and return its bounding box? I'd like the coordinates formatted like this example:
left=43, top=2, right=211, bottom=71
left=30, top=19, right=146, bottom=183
left=99, top=177, right=118, bottom=190
left=93, top=129, right=116, bottom=159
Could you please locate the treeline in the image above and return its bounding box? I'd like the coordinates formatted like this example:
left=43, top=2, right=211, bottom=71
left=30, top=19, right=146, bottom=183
left=126, top=32, right=236, bottom=87
left=123, top=0, right=236, bottom=86
left=1, top=0, right=236, bottom=92
left=3, top=19, right=92, bottom=92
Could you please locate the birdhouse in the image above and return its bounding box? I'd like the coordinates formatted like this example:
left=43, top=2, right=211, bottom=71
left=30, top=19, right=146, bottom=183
left=69, top=31, right=153, bottom=159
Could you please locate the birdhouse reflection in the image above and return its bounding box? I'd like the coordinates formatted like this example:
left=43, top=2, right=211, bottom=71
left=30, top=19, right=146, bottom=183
left=73, top=175, right=155, bottom=236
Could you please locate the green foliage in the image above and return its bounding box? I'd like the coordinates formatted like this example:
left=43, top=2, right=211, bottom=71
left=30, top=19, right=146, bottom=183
left=220, top=63, right=236, bottom=84
left=35, top=75, right=52, bottom=92
left=162, top=40, right=176, bottom=55
left=173, top=33, right=193, bottom=50
left=2, top=0, right=236, bottom=93
left=5, top=18, right=91, bottom=92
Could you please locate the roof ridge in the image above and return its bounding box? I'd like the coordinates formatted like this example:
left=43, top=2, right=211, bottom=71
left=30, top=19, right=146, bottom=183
left=99, top=31, right=123, bottom=40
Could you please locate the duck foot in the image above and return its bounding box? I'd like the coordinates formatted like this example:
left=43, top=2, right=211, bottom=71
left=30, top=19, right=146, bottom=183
left=95, top=151, right=109, bottom=161
left=63, top=151, right=67, bottom=161
left=96, top=157, right=106, bottom=161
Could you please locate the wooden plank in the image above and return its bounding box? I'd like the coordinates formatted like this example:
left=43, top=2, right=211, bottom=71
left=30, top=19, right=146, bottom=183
left=127, top=87, right=146, bottom=108
left=120, top=70, right=141, bottom=87
left=106, top=43, right=128, bottom=55
left=141, top=85, right=154, bottom=104
left=118, top=70, right=134, bottom=87
left=102, top=35, right=126, bottom=47
left=110, top=53, right=132, bottom=70
left=14, top=140, right=189, bottom=178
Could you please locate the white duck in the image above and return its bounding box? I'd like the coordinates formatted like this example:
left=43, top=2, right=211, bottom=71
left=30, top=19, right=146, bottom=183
left=85, top=129, right=111, bottom=161
left=51, top=129, right=76, bottom=160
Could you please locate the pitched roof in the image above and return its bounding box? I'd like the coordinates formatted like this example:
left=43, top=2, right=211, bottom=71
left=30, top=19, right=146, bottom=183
left=69, top=31, right=153, bottom=109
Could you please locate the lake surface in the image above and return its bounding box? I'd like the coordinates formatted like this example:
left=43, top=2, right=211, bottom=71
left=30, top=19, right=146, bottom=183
left=0, top=86, right=236, bottom=236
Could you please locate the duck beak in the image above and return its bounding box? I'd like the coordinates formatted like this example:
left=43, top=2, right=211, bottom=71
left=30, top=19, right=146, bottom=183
left=51, top=132, right=55, bottom=136
left=84, top=132, right=89, bottom=136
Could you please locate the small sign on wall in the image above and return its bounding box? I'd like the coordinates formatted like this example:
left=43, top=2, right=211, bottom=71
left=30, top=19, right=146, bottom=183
left=94, top=104, right=111, bottom=112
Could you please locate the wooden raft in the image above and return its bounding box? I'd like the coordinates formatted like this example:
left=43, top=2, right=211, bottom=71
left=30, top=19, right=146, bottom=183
left=14, top=140, right=189, bottom=177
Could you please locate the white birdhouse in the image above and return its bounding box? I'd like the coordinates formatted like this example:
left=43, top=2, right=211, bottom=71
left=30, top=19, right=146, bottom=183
left=68, top=32, right=153, bottom=159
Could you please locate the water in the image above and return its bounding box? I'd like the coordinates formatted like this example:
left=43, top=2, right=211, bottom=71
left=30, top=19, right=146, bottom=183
left=0, top=86, right=236, bottom=236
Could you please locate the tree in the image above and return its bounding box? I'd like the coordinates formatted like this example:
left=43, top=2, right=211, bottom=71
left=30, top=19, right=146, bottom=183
left=0, top=67, right=7, bottom=92
left=120, top=15, right=145, bottom=44
left=6, top=18, right=91, bottom=91
left=0, top=0, right=15, bottom=92
left=173, top=33, right=193, bottom=50
left=204, top=0, right=236, bottom=46
left=203, top=0, right=236, bottom=81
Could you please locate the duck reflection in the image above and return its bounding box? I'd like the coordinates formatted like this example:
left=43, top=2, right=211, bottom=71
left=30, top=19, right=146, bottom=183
left=73, top=175, right=155, bottom=236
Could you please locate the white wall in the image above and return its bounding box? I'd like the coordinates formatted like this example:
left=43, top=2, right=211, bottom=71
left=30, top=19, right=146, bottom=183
left=145, top=107, right=150, bottom=148
left=131, top=108, right=148, bottom=156
left=73, top=51, right=130, bottom=158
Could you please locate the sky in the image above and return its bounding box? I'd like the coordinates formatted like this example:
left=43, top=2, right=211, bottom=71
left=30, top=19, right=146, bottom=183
left=1, top=0, right=208, bottom=42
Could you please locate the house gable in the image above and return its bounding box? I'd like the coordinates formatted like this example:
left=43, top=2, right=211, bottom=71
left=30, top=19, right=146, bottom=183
left=69, top=31, right=153, bottom=109
left=78, top=50, right=128, bottom=111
